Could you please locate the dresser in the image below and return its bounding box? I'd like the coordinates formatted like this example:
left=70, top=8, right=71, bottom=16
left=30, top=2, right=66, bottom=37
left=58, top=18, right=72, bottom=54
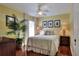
left=0, top=37, right=16, bottom=56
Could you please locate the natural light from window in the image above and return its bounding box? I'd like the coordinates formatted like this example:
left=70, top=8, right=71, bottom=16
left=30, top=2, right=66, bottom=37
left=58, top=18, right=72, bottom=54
left=28, top=20, right=35, bottom=37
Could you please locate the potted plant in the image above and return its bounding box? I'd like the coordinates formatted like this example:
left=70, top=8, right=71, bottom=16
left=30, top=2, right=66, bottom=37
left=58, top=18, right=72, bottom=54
left=7, top=18, right=26, bottom=50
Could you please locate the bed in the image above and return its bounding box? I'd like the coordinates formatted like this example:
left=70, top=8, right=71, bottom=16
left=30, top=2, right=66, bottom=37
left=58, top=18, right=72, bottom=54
left=27, top=30, right=60, bottom=56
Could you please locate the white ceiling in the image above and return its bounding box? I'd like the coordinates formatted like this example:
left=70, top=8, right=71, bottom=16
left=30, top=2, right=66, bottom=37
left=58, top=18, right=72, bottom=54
left=0, top=3, right=72, bottom=16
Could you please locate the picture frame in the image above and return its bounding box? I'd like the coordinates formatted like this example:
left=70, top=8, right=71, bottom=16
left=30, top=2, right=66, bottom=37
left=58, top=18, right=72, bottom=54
left=6, top=15, right=16, bottom=26
left=42, top=21, right=48, bottom=28
left=48, top=20, right=53, bottom=28
left=54, top=20, right=61, bottom=28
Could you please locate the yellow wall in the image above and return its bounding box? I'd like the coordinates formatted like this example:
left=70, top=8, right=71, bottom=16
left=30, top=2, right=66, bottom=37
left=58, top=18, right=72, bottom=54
left=0, top=5, right=24, bottom=38
left=0, top=5, right=34, bottom=38
left=0, top=5, right=72, bottom=38
left=36, top=13, right=71, bottom=36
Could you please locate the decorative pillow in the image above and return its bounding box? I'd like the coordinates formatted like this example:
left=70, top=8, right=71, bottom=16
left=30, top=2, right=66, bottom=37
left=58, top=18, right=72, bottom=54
left=39, top=30, right=45, bottom=35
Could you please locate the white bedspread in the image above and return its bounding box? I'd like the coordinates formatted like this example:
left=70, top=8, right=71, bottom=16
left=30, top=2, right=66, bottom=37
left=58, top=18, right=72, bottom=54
left=27, top=35, right=59, bottom=56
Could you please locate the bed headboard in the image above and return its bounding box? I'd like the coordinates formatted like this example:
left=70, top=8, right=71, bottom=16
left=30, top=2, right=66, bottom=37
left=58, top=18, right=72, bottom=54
left=42, top=29, right=55, bottom=35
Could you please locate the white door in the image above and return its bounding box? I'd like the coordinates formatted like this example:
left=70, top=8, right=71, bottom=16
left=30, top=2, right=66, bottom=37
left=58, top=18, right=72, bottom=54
left=73, top=4, right=79, bottom=56
left=74, top=12, right=79, bottom=56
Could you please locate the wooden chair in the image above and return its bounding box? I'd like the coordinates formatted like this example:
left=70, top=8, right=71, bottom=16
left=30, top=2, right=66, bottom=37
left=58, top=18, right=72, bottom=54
left=59, top=36, right=70, bottom=46
left=56, top=36, right=72, bottom=56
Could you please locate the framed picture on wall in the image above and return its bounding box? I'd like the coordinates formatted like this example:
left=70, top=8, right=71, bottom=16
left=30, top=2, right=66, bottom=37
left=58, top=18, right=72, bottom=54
left=54, top=20, right=61, bottom=28
left=48, top=20, right=53, bottom=28
left=6, top=15, right=16, bottom=26
left=42, top=21, right=48, bottom=28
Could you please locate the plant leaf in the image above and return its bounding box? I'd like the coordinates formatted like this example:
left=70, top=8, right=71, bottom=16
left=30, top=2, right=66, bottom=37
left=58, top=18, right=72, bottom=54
left=7, top=31, right=16, bottom=35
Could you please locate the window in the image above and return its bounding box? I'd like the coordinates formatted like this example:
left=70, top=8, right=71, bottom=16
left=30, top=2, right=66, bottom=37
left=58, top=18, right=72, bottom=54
left=28, top=21, right=35, bottom=37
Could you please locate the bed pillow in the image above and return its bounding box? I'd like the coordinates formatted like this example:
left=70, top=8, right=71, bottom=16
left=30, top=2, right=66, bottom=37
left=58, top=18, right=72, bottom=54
left=39, top=30, right=45, bottom=35
left=44, top=30, right=54, bottom=35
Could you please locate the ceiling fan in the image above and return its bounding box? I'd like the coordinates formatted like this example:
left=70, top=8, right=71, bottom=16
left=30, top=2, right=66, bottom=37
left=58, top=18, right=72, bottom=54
left=36, top=3, right=49, bottom=16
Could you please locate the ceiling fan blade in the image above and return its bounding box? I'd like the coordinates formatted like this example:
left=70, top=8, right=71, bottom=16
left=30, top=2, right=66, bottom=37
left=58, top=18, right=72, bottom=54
left=42, top=10, right=49, bottom=12
left=37, top=3, right=46, bottom=11
left=41, top=12, right=47, bottom=16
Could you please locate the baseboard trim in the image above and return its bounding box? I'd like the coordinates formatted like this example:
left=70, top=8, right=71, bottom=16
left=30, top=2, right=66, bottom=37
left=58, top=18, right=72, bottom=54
left=70, top=46, right=75, bottom=56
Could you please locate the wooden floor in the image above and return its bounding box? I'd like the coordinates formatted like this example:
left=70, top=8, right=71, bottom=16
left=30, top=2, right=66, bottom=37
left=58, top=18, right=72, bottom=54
left=16, top=46, right=72, bottom=56
left=56, top=46, right=72, bottom=56
left=16, top=50, right=47, bottom=56
left=16, top=50, right=26, bottom=56
left=27, top=51, right=48, bottom=56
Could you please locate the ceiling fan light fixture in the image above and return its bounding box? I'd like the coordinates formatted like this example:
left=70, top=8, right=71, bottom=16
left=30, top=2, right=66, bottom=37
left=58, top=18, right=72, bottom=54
left=38, top=11, right=43, bottom=15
